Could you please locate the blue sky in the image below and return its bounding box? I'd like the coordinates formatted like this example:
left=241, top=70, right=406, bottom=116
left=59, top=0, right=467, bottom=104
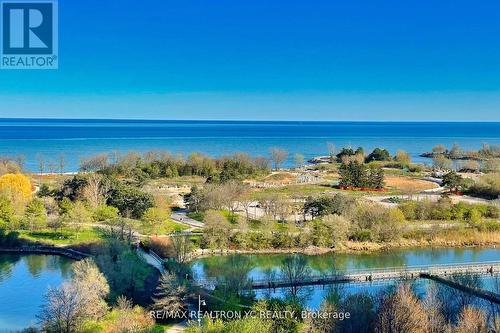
left=1, top=0, right=500, bottom=121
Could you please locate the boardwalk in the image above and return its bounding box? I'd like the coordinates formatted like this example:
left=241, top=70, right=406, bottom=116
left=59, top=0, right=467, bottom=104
left=137, top=247, right=165, bottom=273
left=194, top=261, right=500, bottom=290
left=421, top=273, right=500, bottom=305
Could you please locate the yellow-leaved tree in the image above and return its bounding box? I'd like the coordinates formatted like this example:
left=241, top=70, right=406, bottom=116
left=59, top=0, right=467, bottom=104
left=0, top=173, right=32, bottom=209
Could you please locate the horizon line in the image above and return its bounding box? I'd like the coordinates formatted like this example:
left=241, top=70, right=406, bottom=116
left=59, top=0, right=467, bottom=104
left=1, top=117, right=499, bottom=123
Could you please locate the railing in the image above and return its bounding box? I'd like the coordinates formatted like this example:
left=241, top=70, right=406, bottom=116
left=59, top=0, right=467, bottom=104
left=149, top=249, right=165, bottom=264
left=194, top=261, right=500, bottom=289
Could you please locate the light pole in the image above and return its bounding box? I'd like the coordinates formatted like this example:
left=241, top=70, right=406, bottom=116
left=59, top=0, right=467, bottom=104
left=198, top=294, right=206, bottom=327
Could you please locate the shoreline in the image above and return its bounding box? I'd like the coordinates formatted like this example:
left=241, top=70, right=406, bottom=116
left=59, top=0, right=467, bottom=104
left=0, top=245, right=89, bottom=260
left=186, top=231, right=500, bottom=261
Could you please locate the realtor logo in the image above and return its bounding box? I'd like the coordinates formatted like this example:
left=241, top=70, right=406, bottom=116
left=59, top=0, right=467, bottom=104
left=1, top=0, right=58, bottom=69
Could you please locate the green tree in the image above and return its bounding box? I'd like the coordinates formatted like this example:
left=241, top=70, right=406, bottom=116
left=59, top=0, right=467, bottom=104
left=0, top=196, right=15, bottom=229
left=141, top=207, right=171, bottom=234
left=92, top=204, right=119, bottom=222
left=442, top=171, right=464, bottom=193
left=201, top=210, right=230, bottom=249
left=107, top=183, right=154, bottom=218
left=339, top=293, right=376, bottom=333
left=339, top=161, right=384, bottom=189
left=62, top=201, right=92, bottom=239
left=151, top=272, right=186, bottom=314
left=336, top=147, right=355, bottom=161
left=93, top=240, right=152, bottom=300
left=367, top=164, right=385, bottom=189
left=366, top=148, right=391, bottom=162
left=23, top=198, right=47, bottom=230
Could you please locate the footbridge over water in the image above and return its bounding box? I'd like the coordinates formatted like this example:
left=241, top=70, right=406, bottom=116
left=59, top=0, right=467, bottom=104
left=194, top=261, right=500, bottom=291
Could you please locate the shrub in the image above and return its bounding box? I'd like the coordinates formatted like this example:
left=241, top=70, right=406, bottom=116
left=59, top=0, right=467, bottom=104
left=476, top=220, right=500, bottom=232
left=352, top=205, right=404, bottom=241
left=399, top=201, right=418, bottom=220
left=303, top=194, right=357, bottom=218
left=350, top=229, right=372, bottom=242
left=467, top=173, right=500, bottom=199
left=93, top=205, right=119, bottom=222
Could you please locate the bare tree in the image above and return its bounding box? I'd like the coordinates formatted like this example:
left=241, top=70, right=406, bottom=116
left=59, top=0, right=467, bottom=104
left=327, top=142, right=336, bottom=162
left=254, top=156, right=271, bottom=170
left=59, top=153, right=65, bottom=174
left=71, top=258, right=110, bottom=319
left=422, top=284, right=446, bottom=333
left=294, top=153, right=305, bottom=170
left=36, top=153, right=45, bottom=175
left=432, top=145, right=447, bottom=154
left=79, top=153, right=109, bottom=172
left=15, top=155, right=25, bottom=171
left=454, top=306, right=488, bottom=333
left=170, top=234, right=192, bottom=263
left=274, top=196, right=292, bottom=222
left=222, top=181, right=248, bottom=215
left=375, top=283, right=429, bottom=333
left=48, top=159, right=57, bottom=174
left=433, top=155, right=452, bottom=171
left=239, top=196, right=254, bottom=223
left=269, top=147, right=288, bottom=170
left=82, top=173, right=109, bottom=208
left=280, top=255, right=311, bottom=297
left=39, top=283, right=82, bottom=333
left=39, top=258, right=109, bottom=332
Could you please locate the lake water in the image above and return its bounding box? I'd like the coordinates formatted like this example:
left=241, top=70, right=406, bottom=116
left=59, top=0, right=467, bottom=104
left=191, top=247, right=500, bottom=309
left=0, top=254, right=73, bottom=332
left=0, top=249, right=498, bottom=328
left=1, top=119, right=499, bottom=172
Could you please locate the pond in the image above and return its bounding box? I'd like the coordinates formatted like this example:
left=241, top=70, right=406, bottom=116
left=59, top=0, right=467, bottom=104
left=0, top=254, right=73, bottom=331
left=190, top=247, right=500, bottom=309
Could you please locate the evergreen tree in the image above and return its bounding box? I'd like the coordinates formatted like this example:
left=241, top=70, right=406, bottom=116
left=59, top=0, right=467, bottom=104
left=23, top=198, right=47, bottom=230
left=339, top=161, right=384, bottom=189
left=151, top=272, right=187, bottom=314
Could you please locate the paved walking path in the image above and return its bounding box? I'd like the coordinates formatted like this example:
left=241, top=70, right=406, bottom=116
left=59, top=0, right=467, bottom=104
left=171, top=209, right=204, bottom=229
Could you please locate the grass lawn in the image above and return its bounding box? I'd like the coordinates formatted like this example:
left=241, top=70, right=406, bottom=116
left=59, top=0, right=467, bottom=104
left=17, top=226, right=108, bottom=245
left=187, top=211, right=205, bottom=221
left=170, top=220, right=190, bottom=232
left=251, top=183, right=336, bottom=198
left=138, top=219, right=190, bottom=235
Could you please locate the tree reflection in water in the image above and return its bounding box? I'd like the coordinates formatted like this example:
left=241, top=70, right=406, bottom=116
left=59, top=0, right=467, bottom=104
left=0, top=254, right=20, bottom=283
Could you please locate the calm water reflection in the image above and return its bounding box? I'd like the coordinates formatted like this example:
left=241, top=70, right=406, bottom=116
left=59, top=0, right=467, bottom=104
left=0, top=254, right=73, bottom=331
left=191, top=247, right=500, bottom=309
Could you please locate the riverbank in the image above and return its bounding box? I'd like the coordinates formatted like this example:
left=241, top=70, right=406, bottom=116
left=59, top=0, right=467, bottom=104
left=186, top=230, right=500, bottom=261
left=0, top=246, right=89, bottom=260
